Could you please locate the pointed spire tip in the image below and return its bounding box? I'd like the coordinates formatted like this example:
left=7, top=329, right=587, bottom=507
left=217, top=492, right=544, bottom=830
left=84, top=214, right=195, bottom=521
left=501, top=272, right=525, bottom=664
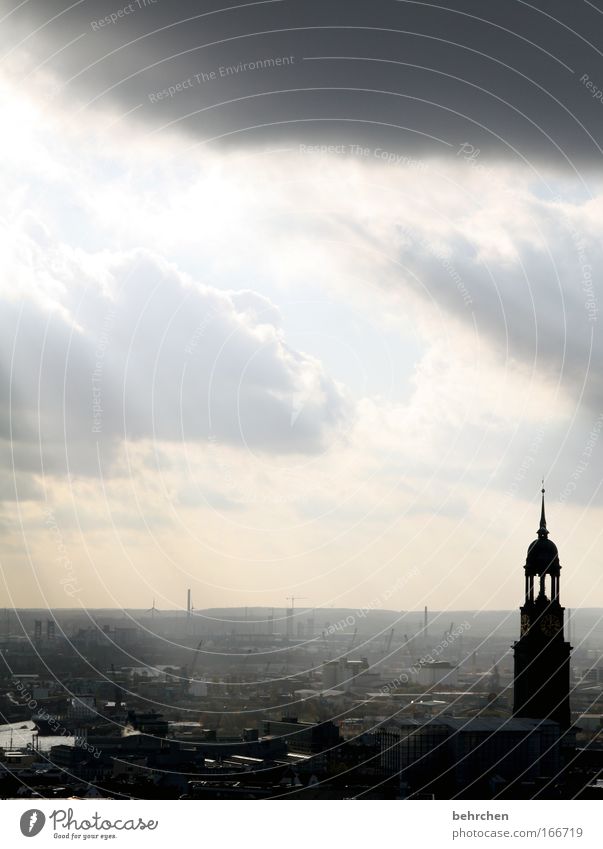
left=539, top=483, right=548, bottom=537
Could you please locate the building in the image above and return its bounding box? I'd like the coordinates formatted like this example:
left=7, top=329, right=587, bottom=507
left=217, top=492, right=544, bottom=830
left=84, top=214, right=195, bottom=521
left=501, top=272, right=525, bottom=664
left=416, top=661, right=458, bottom=689
left=322, top=657, right=369, bottom=691
left=261, top=717, right=340, bottom=756
left=378, top=717, right=561, bottom=796
left=513, top=489, right=571, bottom=728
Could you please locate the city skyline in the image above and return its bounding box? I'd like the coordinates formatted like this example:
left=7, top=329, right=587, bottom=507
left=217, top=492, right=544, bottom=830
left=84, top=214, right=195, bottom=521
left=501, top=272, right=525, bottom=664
left=0, top=487, right=600, bottom=803
left=1, top=0, right=603, bottom=814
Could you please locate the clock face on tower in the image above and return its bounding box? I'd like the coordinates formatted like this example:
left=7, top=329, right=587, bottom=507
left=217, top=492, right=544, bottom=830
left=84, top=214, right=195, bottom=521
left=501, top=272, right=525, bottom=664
left=540, top=614, right=561, bottom=637
left=520, top=614, right=530, bottom=635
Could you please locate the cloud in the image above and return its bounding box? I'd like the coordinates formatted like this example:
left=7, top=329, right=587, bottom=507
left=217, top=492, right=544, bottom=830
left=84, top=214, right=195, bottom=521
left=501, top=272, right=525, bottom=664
left=3, top=61, right=603, bottom=610
left=2, top=0, right=603, bottom=167
left=2, top=73, right=602, bottom=513
left=0, top=236, right=351, bottom=489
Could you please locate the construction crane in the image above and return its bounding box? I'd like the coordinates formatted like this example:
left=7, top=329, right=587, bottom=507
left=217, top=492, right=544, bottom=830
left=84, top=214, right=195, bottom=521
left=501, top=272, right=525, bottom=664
left=385, top=628, right=394, bottom=652
left=238, top=649, right=253, bottom=696
left=322, top=629, right=333, bottom=660
left=286, top=596, right=309, bottom=609
left=348, top=627, right=358, bottom=652
left=185, top=639, right=204, bottom=693
left=190, top=639, right=204, bottom=675
left=285, top=596, right=308, bottom=639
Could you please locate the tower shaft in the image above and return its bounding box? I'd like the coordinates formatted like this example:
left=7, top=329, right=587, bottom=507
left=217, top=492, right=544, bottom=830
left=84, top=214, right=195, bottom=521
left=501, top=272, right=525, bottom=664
left=512, top=488, right=571, bottom=729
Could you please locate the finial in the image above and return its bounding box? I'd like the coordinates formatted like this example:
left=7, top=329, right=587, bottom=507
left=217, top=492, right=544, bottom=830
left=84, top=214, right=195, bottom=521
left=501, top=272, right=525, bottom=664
left=539, top=482, right=548, bottom=538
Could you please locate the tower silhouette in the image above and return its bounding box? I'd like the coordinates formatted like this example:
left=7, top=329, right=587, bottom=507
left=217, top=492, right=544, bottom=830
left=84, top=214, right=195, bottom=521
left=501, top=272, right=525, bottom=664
left=513, top=487, right=571, bottom=728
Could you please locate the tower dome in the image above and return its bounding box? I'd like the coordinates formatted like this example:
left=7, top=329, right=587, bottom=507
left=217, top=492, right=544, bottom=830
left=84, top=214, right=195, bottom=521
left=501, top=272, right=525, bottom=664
left=525, top=487, right=560, bottom=576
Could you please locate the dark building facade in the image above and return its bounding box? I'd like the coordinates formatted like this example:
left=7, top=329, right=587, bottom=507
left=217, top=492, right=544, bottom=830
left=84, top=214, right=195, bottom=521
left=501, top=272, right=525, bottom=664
left=513, top=489, right=571, bottom=728
left=261, top=717, right=340, bottom=755
left=378, top=717, right=561, bottom=797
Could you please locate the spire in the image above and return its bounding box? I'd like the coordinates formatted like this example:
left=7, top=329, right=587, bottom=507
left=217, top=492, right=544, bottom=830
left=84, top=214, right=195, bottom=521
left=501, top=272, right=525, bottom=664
left=538, top=482, right=549, bottom=538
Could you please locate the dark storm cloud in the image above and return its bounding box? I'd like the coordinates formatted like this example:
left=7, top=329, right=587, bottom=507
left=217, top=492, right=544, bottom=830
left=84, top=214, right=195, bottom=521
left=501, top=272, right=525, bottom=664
left=3, top=0, right=603, bottom=167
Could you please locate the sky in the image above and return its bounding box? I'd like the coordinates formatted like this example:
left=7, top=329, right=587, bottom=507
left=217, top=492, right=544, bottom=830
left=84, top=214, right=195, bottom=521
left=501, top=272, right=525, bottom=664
left=1, top=0, right=603, bottom=611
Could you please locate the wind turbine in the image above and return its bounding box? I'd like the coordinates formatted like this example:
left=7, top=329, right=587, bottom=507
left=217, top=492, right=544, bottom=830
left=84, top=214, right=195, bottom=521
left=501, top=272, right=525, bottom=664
left=145, top=599, right=160, bottom=618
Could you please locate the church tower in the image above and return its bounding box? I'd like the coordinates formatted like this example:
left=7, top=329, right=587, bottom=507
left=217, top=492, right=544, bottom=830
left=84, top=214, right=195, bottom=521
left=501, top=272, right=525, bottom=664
left=513, top=487, right=571, bottom=728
